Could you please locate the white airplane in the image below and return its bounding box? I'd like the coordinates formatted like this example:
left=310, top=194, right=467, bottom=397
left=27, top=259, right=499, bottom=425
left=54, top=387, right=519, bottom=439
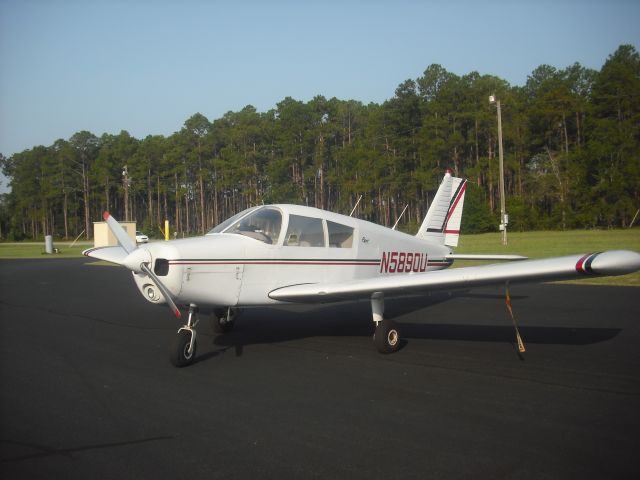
left=83, top=170, right=640, bottom=367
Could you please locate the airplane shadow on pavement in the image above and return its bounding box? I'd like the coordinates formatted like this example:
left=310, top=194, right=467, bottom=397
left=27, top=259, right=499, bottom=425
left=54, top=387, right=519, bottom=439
left=195, top=290, right=621, bottom=364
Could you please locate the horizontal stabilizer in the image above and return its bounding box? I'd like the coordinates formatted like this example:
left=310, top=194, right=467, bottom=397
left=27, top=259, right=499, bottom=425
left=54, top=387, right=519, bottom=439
left=446, top=254, right=528, bottom=261
left=83, top=246, right=129, bottom=265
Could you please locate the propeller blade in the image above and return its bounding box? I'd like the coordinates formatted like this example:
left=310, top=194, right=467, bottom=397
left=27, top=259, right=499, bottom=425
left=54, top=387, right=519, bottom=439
left=103, top=211, right=137, bottom=254
left=140, top=263, right=182, bottom=319
left=99, top=211, right=180, bottom=318
left=83, top=245, right=129, bottom=265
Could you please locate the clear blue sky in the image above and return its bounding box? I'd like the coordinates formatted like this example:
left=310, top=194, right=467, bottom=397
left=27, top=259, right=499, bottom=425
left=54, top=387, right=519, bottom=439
left=1, top=0, right=638, bottom=164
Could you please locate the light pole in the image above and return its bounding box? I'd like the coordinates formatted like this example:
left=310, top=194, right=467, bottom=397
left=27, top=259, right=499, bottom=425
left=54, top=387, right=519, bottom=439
left=489, top=95, right=508, bottom=245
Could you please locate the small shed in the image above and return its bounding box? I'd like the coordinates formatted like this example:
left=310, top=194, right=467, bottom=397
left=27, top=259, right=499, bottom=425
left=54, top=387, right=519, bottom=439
left=93, top=221, right=137, bottom=247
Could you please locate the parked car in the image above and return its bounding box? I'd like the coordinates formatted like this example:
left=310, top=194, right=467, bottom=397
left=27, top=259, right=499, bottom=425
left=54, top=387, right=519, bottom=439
left=136, top=231, right=149, bottom=243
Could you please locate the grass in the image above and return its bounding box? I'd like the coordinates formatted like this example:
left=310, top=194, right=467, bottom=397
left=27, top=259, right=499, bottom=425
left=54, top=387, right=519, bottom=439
left=454, top=229, right=640, bottom=286
left=0, top=242, right=92, bottom=259
left=1, top=229, right=639, bottom=285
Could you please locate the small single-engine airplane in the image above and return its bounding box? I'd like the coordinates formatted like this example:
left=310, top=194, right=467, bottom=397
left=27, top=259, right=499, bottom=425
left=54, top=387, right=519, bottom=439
left=84, top=170, right=640, bottom=367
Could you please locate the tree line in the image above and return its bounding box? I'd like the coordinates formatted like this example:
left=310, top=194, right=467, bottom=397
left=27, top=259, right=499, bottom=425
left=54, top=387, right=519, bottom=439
left=1, top=44, right=638, bottom=241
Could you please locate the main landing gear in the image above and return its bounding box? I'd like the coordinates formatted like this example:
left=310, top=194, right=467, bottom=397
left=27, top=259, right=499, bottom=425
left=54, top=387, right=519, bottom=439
left=170, top=303, right=199, bottom=367
left=170, top=296, right=398, bottom=365
left=371, top=292, right=401, bottom=354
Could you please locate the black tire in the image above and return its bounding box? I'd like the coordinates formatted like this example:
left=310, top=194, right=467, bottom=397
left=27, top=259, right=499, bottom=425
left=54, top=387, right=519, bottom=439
left=373, top=319, right=401, bottom=354
left=170, top=330, right=197, bottom=367
left=211, top=308, right=235, bottom=334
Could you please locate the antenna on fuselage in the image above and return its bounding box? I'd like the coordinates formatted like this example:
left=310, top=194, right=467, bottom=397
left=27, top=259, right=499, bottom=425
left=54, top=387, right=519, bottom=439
left=349, top=195, right=363, bottom=217
left=392, top=204, right=409, bottom=230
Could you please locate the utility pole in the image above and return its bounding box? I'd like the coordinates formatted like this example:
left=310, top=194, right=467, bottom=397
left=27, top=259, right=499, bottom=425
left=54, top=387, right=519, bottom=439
left=489, top=95, right=508, bottom=245
left=122, top=165, right=131, bottom=222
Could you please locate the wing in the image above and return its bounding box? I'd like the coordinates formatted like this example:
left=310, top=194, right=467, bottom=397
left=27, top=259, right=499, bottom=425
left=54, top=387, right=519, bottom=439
left=269, top=250, right=640, bottom=303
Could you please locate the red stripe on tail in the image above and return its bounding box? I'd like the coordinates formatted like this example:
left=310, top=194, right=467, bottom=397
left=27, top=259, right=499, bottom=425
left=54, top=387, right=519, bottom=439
left=443, top=181, right=467, bottom=230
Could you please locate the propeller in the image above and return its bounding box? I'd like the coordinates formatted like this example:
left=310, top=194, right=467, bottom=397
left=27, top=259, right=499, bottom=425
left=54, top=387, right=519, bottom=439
left=140, top=263, right=182, bottom=319
left=102, top=211, right=182, bottom=319
left=102, top=211, right=136, bottom=253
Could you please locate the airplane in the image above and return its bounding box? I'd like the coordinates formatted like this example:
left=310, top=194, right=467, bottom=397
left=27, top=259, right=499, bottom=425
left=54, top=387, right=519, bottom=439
left=83, top=169, right=640, bottom=367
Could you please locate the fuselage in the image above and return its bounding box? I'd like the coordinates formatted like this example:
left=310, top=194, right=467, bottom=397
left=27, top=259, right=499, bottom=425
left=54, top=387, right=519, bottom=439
left=131, top=204, right=453, bottom=309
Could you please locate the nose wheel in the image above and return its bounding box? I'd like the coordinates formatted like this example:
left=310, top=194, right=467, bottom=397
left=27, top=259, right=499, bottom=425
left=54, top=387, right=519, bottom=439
left=170, top=304, right=199, bottom=367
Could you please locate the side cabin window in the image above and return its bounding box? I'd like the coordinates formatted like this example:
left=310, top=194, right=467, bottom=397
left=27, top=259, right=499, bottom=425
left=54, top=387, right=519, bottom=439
left=219, top=207, right=282, bottom=244
left=285, top=215, right=325, bottom=247
left=327, top=221, right=354, bottom=248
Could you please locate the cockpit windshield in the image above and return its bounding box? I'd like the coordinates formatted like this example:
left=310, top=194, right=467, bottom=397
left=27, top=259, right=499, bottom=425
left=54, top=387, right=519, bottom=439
left=208, top=207, right=258, bottom=234
left=210, top=206, right=282, bottom=244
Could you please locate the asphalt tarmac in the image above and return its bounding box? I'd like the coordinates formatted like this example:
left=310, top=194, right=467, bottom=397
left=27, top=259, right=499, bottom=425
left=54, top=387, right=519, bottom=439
left=1, top=258, right=639, bottom=479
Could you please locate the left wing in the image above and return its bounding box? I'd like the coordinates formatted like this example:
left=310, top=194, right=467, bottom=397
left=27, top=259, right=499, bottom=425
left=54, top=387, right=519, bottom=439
left=269, top=250, right=640, bottom=303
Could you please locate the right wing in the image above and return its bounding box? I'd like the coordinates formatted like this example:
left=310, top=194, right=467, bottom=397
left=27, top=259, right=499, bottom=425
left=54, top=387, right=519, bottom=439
left=269, top=250, right=640, bottom=303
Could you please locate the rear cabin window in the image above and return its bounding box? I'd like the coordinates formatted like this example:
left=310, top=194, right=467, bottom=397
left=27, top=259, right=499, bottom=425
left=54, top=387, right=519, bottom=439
left=327, top=221, right=354, bottom=248
left=284, top=215, right=325, bottom=247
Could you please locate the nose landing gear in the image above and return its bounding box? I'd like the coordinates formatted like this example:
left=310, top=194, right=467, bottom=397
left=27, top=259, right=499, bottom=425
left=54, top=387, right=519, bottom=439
left=170, top=303, right=199, bottom=367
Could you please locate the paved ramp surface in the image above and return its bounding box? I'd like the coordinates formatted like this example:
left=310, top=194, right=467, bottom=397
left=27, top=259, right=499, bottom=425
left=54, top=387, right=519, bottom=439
left=1, top=258, right=639, bottom=479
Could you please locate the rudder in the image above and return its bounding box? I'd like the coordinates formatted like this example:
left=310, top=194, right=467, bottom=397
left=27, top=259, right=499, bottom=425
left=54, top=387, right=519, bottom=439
left=416, top=170, right=467, bottom=247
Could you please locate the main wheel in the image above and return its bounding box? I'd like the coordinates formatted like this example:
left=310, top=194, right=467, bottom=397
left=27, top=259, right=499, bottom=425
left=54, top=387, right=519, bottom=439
left=170, top=330, right=197, bottom=367
left=373, top=319, right=401, bottom=354
left=211, top=308, right=236, bottom=334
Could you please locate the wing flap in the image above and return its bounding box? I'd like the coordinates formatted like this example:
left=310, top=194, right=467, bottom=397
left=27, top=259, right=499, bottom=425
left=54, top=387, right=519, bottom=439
left=269, top=250, right=640, bottom=303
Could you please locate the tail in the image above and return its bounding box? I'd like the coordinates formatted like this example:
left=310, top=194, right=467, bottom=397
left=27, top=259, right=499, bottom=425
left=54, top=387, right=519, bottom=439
left=416, top=169, right=467, bottom=247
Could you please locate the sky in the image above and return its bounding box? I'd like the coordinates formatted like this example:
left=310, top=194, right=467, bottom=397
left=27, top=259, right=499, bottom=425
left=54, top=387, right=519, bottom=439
left=1, top=0, right=639, bottom=191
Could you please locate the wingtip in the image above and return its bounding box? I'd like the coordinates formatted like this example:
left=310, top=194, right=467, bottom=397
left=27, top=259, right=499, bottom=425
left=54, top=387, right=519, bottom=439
left=174, top=309, right=182, bottom=319
left=588, top=250, right=640, bottom=276
left=103, top=211, right=110, bottom=221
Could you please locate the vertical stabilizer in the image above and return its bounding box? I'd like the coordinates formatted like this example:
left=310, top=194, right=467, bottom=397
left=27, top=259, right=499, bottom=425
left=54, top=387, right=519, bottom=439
left=416, top=170, right=467, bottom=247
left=443, top=177, right=467, bottom=247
